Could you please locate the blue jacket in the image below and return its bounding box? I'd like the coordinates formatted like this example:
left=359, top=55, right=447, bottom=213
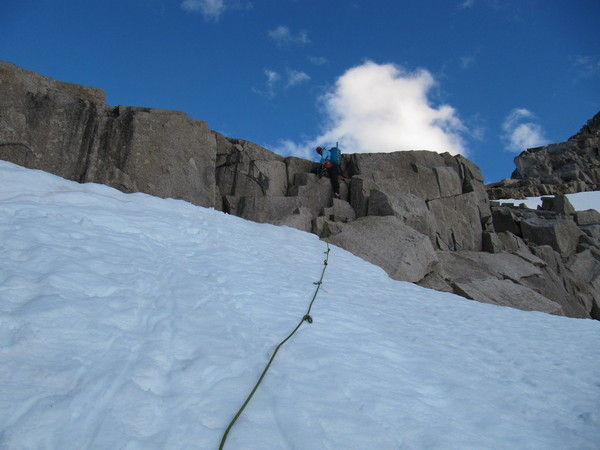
left=319, top=148, right=332, bottom=164
left=319, top=146, right=342, bottom=166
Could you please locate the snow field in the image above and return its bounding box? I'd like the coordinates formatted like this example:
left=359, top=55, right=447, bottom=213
left=1, top=161, right=599, bottom=449
left=503, top=191, right=600, bottom=212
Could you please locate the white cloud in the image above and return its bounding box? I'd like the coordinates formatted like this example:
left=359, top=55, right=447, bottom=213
left=181, top=0, right=250, bottom=21
left=502, top=108, right=549, bottom=152
left=254, top=69, right=309, bottom=98
left=181, top=0, right=224, bottom=20
left=286, top=69, right=310, bottom=87
left=268, top=26, right=310, bottom=47
left=264, top=70, right=280, bottom=98
left=309, top=56, right=328, bottom=66
left=274, top=61, right=467, bottom=159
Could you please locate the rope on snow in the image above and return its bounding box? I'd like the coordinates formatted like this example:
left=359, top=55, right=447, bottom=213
left=219, top=243, right=331, bottom=449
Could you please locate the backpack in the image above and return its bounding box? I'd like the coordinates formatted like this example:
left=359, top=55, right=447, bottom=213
left=330, top=146, right=342, bottom=166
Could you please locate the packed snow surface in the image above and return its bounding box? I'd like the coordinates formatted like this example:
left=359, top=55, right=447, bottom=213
left=1, top=160, right=599, bottom=449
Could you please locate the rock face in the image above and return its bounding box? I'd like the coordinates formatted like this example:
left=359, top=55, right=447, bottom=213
left=326, top=216, right=438, bottom=283
left=479, top=197, right=600, bottom=318
left=343, top=151, right=492, bottom=252
left=0, top=62, right=218, bottom=207
left=1, top=61, right=599, bottom=320
left=487, top=111, right=600, bottom=200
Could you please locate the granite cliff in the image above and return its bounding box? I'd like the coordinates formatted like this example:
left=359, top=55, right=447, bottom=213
left=1, top=61, right=598, bottom=319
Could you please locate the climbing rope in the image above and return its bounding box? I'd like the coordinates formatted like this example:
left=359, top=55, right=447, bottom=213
left=219, top=243, right=331, bottom=450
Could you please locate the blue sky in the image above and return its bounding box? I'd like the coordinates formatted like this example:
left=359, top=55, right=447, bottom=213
left=2, top=0, right=599, bottom=182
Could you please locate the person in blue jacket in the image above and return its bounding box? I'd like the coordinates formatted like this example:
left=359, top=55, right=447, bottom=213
left=316, top=145, right=341, bottom=198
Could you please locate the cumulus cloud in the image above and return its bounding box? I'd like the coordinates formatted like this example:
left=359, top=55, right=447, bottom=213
left=275, top=61, right=467, bottom=159
left=268, top=26, right=310, bottom=47
left=502, top=108, right=549, bottom=152
left=181, top=0, right=250, bottom=21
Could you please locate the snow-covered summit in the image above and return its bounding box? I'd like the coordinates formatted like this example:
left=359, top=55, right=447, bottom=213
left=1, top=161, right=599, bottom=449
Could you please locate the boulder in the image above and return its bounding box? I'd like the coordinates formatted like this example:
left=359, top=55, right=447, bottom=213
left=432, top=249, right=588, bottom=316
left=577, top=232, right=600, bottom=254
left=565, top=250, right=600, bottom=318
left=452, top=279, right=563, bottom=315
left=580, top=224, right=600, bottom=242
left=574, top=209, right=600, bottom=226
left=325, top=216, right=438, bottom=283
left=435, top=251, right=543, bottom=284
left=367, top=190, right=438, bottom=244
left=520, top=266, right=590, bottom=319
left=313, top=216, right=345, bottom=238
left=288, top=173, right=335, bottom=216
left=275, top=207, right=314, bottom=233
left=417, top=272, right=454, bottom=293
left=540, top=195, right=575, bottom=215
left=491, top=207, right=523, bottom=236
left=520, top=216, right=584, bottom=257
left=322, top=198, right=356, bottom=223
left=531, top=245, right=565, bottom=273
left=367, top=189, right=399, bottom=216
left=482, top=232, right=504, bottom=253
left=349, top=175, right=376, bottom=218
left=496, top=231, right=530, bottom=252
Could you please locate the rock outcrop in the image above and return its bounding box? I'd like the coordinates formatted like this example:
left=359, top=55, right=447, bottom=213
left=1, top=61, right=599, bottom=320
left=482, top=197, right=600, bottom=318
left=0, top=62, right=218, bottom=208
left=487, top=111, right=600, bottom=200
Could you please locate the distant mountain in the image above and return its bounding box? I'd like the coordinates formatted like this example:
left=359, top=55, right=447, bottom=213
left=487, top=111, right=600, bottom=200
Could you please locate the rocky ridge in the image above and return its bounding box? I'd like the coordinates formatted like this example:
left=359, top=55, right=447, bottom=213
left=487, top=111, right=600, bottom=200
left=1, top=61, right=599, bottom=319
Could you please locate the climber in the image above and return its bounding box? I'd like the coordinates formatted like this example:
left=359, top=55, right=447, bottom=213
left=316, top=145, right=342, bottom=198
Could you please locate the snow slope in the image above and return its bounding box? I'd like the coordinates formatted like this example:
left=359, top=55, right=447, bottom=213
left=1, top=160, right=599, bottom=449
